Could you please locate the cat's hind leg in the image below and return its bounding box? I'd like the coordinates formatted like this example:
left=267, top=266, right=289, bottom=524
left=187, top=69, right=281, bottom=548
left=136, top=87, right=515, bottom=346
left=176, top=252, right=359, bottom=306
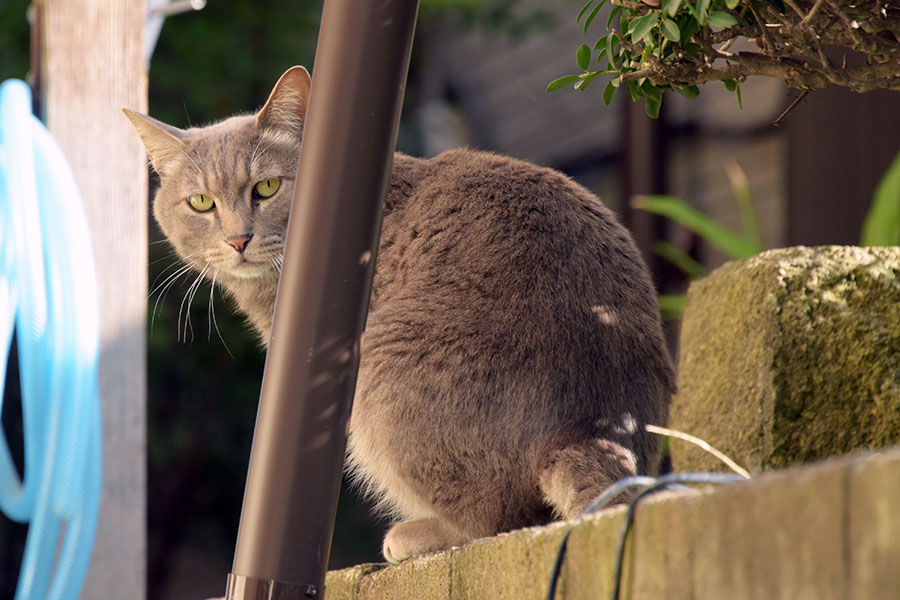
left=538, top=437, right=639, bottom=520
left=382, top=518, right=470, bottom=564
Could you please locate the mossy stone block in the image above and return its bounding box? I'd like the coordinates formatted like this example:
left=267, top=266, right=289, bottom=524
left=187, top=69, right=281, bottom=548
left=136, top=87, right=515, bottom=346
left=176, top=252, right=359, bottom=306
left=672, top=246, right=900, bottom=473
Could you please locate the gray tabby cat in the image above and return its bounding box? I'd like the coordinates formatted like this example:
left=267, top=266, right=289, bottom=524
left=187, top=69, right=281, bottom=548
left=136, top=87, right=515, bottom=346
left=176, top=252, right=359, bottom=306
left=125, top=66, right=675, bottom=563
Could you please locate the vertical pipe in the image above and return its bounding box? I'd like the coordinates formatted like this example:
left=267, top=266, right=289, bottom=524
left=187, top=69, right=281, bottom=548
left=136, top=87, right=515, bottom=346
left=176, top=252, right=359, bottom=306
left=226, top=1, right=419, bottom=598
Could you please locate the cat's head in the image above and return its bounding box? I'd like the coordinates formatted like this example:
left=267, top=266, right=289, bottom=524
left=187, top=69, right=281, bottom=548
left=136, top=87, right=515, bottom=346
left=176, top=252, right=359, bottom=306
left=124, top=66, right=310, bottom=282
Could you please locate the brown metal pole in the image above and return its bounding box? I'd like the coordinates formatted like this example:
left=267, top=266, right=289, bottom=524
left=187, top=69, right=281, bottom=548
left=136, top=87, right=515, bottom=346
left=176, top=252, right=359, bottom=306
left=225, top=1, right=419, bottom=598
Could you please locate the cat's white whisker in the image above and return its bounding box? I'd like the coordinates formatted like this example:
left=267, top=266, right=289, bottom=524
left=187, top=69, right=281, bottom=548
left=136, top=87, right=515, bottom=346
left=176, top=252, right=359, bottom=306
left=150, top=257, right=203, bottom=334
left=208, top=268, right=234, bottom=358
left=179, top=263, right=209, bottom=343
left=149, top=256, right=195, bottom=297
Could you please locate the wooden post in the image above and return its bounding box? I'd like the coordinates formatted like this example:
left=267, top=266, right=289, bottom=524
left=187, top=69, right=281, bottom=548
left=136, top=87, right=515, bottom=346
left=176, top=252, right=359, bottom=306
left=40, top=1, right=147, bottom=598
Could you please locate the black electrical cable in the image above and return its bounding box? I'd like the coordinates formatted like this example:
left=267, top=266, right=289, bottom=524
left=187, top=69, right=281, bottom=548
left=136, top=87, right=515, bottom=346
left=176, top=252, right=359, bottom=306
left=545, top=472, right=746, bottom=600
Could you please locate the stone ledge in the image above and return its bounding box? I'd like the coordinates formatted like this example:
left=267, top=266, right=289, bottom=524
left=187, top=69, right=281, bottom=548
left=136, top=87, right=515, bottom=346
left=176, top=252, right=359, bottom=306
left=671, top=246, right=900, bottom=473
left=319, top=447, right=900, bottom=599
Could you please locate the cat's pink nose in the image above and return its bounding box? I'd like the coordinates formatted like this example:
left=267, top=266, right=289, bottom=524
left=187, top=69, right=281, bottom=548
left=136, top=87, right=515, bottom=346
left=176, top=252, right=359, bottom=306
left=227, top=234, right=253, bottom=253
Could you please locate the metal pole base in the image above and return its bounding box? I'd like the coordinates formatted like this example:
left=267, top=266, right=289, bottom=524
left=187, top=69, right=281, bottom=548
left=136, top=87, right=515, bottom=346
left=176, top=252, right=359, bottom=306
left=226, top=573, right=322, bottom=600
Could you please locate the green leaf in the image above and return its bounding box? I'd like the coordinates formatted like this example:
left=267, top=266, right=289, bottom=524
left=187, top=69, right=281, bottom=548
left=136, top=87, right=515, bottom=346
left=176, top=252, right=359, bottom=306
left=575, top=72, right=599, bottom=91
left=641, top=80, right=663, bottom=101
left=663, top=0, right=683, bottom=18
left=629, top=13, right=659, bottom=42
left=644, top=94, right=662, bottom=118
left=735, top=82, right=743, bottom=108
left=675, top=84, right=700, bottom=98
left=652, top=241, right=709, bottom=279
left=546, top=74, right=581, bottom=92
left=723, top=78, right=737, bottom=91
left=577, top=0, right=595, bottom=23
left=658, top=294, right=687, bottom=321
left=607, top=4, right=621, bottom=28
left=660, top=18, right=681, bottom=42
left=707, top=10, right=739, bottom=27
left=635, top=195, right=762, bottom=258
left=697, top=0, right=710, bottom=23
left=606, top=34, right=619, bottom=68
left=725, top=162, right=763, bottom=251
left=679, top=16, right=700, bottom=42
left=603, top=79, right=618, bottom=105
left=726, top=0, right=739, bottom=8
left=583, top=2, right=604, bottom=32
left=861, top=147, right=900, bottom=245
left=576, top=43, right=591, bottom=70
left=593, top=34, right=608, bottom=51
left=627, top=79, right=642, bottom=101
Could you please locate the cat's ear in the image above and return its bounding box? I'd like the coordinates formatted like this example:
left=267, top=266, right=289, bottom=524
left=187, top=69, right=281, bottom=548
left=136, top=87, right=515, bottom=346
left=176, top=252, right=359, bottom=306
left=122, top=109, right=186, bottom=176
left=256, top=66, right=311, bottom=134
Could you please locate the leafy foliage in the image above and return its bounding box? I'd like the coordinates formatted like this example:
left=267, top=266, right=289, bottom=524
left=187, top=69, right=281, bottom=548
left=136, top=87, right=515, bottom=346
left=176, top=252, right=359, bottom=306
left=643, top=151, right=900, bottom=319
left=861, top=148, right=900, bottom=246
left=550, top=0, right=900, bottom=118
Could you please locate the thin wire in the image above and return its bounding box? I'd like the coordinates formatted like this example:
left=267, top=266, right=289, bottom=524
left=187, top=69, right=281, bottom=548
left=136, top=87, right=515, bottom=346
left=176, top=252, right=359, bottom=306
left=609, top=472, right=745, bottom=600
left=545, top=472, right=745, bottom=600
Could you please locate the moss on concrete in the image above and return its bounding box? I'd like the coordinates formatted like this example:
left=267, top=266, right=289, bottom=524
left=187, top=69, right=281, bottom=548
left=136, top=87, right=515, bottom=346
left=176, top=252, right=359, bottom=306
left=672, top=246, right=900, bottom=473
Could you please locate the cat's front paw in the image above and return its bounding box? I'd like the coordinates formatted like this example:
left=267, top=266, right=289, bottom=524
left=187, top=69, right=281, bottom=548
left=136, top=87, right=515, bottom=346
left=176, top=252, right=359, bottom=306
left=382, top=518, right=465, bottom=564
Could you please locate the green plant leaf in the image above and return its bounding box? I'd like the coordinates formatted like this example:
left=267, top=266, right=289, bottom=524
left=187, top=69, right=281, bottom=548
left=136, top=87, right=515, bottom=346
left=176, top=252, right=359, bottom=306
left=607, top=4, right=621, bottom=28
left=723, top=78, right=737, bottom=91
left=707, top=10, right=739, bottom=27
left=635, top=195, right=762, bottom=258
left=603, top=79, right=619, bottom=105
left=725, top=0, right=739, bottom=8
left=663, top=0, right=683, bottom=18
left=576, top=43, right=591, bottom=70
left=697, top=0, right=710, bottom=23
left=725, top=162, right=764, bottom=251
left=652, top=241, right=709, bottom=279
left=735, top=82, right=743, bottom=108
left=606, top=33, right=619, bottom=68
left=593, top=34, right=608, bottom=51
left=661, top=18, right=681, bottom=42
left=577, top=0, right=595, bottom=23
left=658, top=293, right=687, bottom=321
left=546, top=74, right=581, bottom=92
left=583, top=2, right=605, bottom=32
left=675, top=84, right=700, bottom=98
left=575, top=71, right=599, bottom=90
left=861, top=147, right=900, bottom=245
left=644, top=94, right=662, bottom=118
left=629, top=13, right=659, bottom=42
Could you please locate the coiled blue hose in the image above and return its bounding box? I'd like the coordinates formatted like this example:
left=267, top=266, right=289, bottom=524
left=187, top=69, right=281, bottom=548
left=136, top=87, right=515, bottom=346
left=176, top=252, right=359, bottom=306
left=0, top=79, right=102, bottom=600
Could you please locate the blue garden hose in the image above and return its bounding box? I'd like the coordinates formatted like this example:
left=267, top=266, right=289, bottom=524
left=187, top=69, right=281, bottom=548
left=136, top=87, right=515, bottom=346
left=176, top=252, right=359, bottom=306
left=0, top=79, right=102, bottom=600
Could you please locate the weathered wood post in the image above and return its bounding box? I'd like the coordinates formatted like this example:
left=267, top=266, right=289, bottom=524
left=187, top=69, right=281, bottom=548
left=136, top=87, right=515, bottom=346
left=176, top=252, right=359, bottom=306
left=40, top=1, right=148, bottom=598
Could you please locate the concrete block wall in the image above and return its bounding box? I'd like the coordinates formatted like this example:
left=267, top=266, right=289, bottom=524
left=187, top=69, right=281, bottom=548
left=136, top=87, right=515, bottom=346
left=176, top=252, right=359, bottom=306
left=322, top=449, right=900, bottom=599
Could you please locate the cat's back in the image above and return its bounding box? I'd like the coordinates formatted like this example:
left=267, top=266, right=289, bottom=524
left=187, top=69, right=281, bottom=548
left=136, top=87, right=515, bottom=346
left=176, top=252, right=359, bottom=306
left=382, top=149, right=660, bottom=322
left=372, top=149, right=673, bottom=412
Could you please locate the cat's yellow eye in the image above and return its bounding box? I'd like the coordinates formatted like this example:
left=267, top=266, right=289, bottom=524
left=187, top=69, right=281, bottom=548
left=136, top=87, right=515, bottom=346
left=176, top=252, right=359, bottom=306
left=254, top=177, right=281, bottom=199
left=188, top=193, right=215, bottom=212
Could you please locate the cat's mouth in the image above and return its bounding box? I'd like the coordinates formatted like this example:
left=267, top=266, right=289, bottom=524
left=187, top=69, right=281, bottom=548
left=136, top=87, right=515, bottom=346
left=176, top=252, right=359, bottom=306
left=224, top=258, right=279, bottom=279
